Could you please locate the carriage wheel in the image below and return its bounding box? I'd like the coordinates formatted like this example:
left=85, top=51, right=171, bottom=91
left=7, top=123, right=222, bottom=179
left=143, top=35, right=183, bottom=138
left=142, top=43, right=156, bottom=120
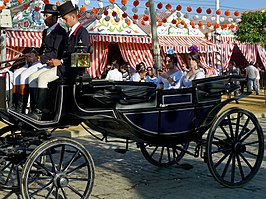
left=139, top=142, right=189, bottom=166
left=0, top=125, right=25, bottom=190
left=21, top=137, right=95, bottom=199
left=206, top=107, right=264, bottom=187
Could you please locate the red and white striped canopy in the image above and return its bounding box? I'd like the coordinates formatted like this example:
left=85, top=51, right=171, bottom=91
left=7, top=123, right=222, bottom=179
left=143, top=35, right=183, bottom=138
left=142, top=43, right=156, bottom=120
left=6, top=30, right=42, bottom=48
left=158, top=36, right=218, bottom=53
left=89, top=35, right=152, bottom=44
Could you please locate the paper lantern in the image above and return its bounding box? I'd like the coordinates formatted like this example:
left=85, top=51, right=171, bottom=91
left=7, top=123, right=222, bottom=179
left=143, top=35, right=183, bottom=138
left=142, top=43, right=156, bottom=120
left=157, top=2, right=163, bottom=9
left=187, top=6, right=192, bottom=12
left=225, top=10, right=231, bottom=16
left=121, top=5, right=127, bottom=11
left=234, top=10, right=240, bottom=16
left=96, top=14, right=102, bottom=20
left=112, top=11, right=117, bottom=17
left=80, top=6, right=86, bottom=13
left=122, top=12, right=127, bottom=18
left=35, top=7, right=40, bottom=12
left=84, top=0, right=90, bottom=6
left=141, top=20, right=145, bottom=25
left=115, top=17, right=120, bottom=22
left=158, top=22, right=163, bottom=26
left=43, top=0, right=49, bottom=4
left=105, top=16, right=110, bottom=21
left=133, top=0, right=139, bottom=7
left=220, top=17, right=224, bottom=22
left=171, top=19, right=177, bottom=24
left=181, top=20, right=186, bottom=25
left=109, top=0, right=115, bottom=3
left=77, top=13, right=81, bottom=18
left=132, top=7, right=138, bottom=13
left=4, top=0, right=10, bottom=3
left=211, top=16, right=216, bottom=21
left=17, top=0, right=23, bottom=3
left=207, top=22, right=212, bottom=27
left=165, top=3, right=172, bottom=10
left=206, top=8, right=212, bottom=14
left=216, top=9, right=222, bottom=15
left=104, top=10, right=108, bottom=16
left=144, top=8, right=149, bottom=15
left=121, top=0, right=128, bottom=5
left=162, top=18, right=167, bottom=23
left=193, top=15, right=199, bottom=20
left=176, top=12, right=181, bottom=18
left=133, top=14, right=138, bottom=20
left=198, top=21, right=203, bottom=26
left=196, top=7, right=202, bottom=14
left=214, top=24, right=220, bottom=29
left=143, top=15, right=149, bottom=21
left=92, top=7, right=98, bottom=14
left=202, top=16, right=207, bottom=21
left=145, top=2, right=150, bottom=7
left=56, top=1, right=60, bottom=6
left=23, top=4, right=28, bottom=10
left=190, top=21, right=195, bottom=26
left=176, top=5, right=182, bottom=11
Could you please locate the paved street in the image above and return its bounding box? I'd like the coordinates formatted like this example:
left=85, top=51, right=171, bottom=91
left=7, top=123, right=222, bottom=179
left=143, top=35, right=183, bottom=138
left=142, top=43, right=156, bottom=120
left=0, top=117, right=266, bottom=199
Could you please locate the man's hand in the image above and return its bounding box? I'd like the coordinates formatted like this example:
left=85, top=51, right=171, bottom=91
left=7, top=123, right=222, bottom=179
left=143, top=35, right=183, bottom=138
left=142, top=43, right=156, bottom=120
left=47, top=59, right=61, bottom=67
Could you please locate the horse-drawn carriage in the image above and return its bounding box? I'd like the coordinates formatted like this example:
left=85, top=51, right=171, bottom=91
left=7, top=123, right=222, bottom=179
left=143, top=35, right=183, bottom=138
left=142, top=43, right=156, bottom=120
left=0, top=60, right=264, bottom=198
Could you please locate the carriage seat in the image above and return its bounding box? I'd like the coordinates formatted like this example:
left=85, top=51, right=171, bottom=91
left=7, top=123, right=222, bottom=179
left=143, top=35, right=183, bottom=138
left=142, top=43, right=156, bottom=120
left=80, top=80, right=157, bottom=108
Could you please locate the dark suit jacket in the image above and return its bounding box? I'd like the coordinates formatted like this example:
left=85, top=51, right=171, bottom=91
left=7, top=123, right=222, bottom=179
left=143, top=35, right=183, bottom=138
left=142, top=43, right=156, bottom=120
left=60, top=24, right=90, bottom=78
left=39, top=24, right=68, bottom=64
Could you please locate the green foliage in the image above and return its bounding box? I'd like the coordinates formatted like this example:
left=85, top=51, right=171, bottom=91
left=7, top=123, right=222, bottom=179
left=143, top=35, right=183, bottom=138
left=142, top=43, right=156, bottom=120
left=235, top=11, right=266, bottom=46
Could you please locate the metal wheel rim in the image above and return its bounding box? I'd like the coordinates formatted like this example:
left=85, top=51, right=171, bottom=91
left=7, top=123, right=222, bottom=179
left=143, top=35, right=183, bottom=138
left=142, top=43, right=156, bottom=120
left=206, top=108, right=264, bottom=187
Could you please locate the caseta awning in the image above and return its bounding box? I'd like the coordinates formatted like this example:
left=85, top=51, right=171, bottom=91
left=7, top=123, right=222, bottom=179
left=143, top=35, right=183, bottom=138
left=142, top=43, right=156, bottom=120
left=6, top=30, right=42, bottom=48
left=158, top=36, right=218, bottom=53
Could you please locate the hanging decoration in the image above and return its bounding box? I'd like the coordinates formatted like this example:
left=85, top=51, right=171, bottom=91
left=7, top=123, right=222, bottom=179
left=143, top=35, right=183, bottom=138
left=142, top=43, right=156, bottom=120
left=176, top=5, right=182, bottom=11
left=187, top=6, right=192, bottom=12
left=84, top=0, right=90, bottom=6
left=196, top=7, right=202, bottom=14
left=165, top=3, right=172, bottom=10
left=225, top=10, right=231, bottom=16
left=80, top=5, right=86, bottom=13
left=216, top=9, right=222, bottom=15
left=206, top=8, right=212, bottom=14
left=145, top=1, right=149, bottom=7
left=157, top=2, right=163, bottom=9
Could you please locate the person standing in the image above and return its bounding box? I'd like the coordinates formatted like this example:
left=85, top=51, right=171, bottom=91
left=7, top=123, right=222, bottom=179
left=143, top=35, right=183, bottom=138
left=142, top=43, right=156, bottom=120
left=246, top=62, right=259, bottom=95
left=105, top=63, right=122, bottom=81
left=28, top=3, right=67, bottom=115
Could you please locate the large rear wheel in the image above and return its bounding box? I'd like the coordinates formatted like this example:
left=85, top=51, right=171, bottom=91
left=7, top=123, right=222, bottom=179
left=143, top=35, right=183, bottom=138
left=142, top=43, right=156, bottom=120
left=206, top=108, right=264, bottom=187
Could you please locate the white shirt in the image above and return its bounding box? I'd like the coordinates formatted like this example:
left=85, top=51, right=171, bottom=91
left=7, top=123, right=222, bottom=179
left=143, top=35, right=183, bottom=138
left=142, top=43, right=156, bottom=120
left=69, top=22, right=80, bottom=37
left=130, top=72, right=141, bottom=82
left=105, top=68, right=123, bottom=81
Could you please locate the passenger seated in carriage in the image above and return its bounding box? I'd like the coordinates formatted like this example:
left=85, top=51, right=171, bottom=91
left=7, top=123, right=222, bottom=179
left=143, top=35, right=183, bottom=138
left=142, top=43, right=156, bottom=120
left=179, top=47, right=205, bottom=88
left=157, top=52, right=183, bottom=89
left=0, top=63, right=13, bottom=107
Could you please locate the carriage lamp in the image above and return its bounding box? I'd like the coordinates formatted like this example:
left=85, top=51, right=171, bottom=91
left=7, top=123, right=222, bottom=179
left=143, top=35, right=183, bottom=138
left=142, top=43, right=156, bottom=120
left=71, top=45, right=91, bottom=68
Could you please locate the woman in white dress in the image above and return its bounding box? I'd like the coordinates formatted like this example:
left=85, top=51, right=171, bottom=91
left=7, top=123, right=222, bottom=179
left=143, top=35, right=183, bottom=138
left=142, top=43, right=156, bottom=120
left=180, top=51, right=205, bottom=88
left=157, top=54, right=183, bottom=89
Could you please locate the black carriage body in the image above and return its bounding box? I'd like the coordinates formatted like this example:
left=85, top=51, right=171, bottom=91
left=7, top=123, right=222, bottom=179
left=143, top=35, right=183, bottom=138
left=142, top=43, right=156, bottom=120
left=72, top=77, right=228, bottom=144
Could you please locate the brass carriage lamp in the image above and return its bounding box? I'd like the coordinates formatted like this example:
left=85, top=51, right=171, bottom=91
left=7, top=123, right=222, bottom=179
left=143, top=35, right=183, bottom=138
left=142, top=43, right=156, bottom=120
left=71, top=45, right=92, bottom=68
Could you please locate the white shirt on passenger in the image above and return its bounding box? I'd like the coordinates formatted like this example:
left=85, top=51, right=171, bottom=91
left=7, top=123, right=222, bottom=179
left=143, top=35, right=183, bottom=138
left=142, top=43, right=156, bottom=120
left=105, top=68, right=123, bottom=81
left=0, top=68, right=13, bottom=90
left=130, top=72, right=141, bottom=82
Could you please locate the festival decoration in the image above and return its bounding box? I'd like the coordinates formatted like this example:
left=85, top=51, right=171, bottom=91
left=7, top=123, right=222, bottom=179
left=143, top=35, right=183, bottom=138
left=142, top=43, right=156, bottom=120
left=225, top=10, right=231, bottom=16
left=189, top=45, right=199, bottom=53
left=206, top=8, right=212, bottom=14
left=157, top=2, right=163, bottom=9
left=80, top=5, right=86, bottom=12
left=196, top=7, right=202, bottom=14
left=145, top=1, right=149, bottom=7
left=216, top=9, right=222, bottom=15
left=165, top=3, right=171, bottom=10
left=187, top=6, right=192, bottom=12
left=176, top=5, right=182, bottom=11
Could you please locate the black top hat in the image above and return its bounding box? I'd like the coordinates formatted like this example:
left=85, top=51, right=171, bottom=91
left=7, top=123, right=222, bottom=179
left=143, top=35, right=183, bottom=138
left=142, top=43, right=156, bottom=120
left=58, top=1, right=78, bottom=17
left=41, top=4, right=59, bottom=15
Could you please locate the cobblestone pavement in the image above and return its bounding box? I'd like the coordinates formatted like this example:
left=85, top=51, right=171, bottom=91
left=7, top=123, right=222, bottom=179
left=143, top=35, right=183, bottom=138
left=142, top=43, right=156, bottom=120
left=0, top=118, right=266, bottom=199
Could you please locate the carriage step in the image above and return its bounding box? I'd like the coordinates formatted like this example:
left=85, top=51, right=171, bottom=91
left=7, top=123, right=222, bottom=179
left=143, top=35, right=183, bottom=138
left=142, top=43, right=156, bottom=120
left=114, top=148, right=128, bottom=154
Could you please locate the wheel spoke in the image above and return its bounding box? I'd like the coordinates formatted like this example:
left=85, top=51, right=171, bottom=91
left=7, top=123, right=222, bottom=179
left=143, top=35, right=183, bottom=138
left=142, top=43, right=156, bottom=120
left=236, top=154, right=245, bottom=180
left=33, top=161, right=53, bottom=176
left=227, top=116, right=235, bottom=141
left=214, top=151, right=230, bottom=168
left=66, top=162, right=88, bottom=175
left=68, top=177, right=90, bottom=181
left=5, top=163, right=14, bottom=185
left=159, top=147, right=164, bottom=164
left=221, top=152, right=233, bottom=179
left=219, top=125, right=233, bottom=143
left=211, top=147, right=231, bottom=154
left=45, top=184, right=55, bottom=199
left=48, top=150, right=57, bottom=173
left=239, top=151, right=253, bottom=169
left=58, top=145, right=65, bottom=172
left=150, top=146, right=159, bottom=158
left=30, top=179, right=53, bottom=197
left=240, top=127, right=256, bottom=143
left=63, top=150, right=80, bottom=172
left=61, top=187, right=68, bottom=199
left=235, top=113, right=241, bottom=141
left=67, top=184, right=83, bottom=197
left=238, top=117, right=250, bottom=139
left=167, top=147, right=171, bottom=162
left=231, top=154, right=236, bottom=183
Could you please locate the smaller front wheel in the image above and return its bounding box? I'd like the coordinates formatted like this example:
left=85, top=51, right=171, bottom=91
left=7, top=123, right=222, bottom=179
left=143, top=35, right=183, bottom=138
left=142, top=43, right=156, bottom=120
left=21, top=137, right=95, bottom=199
left=206, top=108, right=264, bottom=187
